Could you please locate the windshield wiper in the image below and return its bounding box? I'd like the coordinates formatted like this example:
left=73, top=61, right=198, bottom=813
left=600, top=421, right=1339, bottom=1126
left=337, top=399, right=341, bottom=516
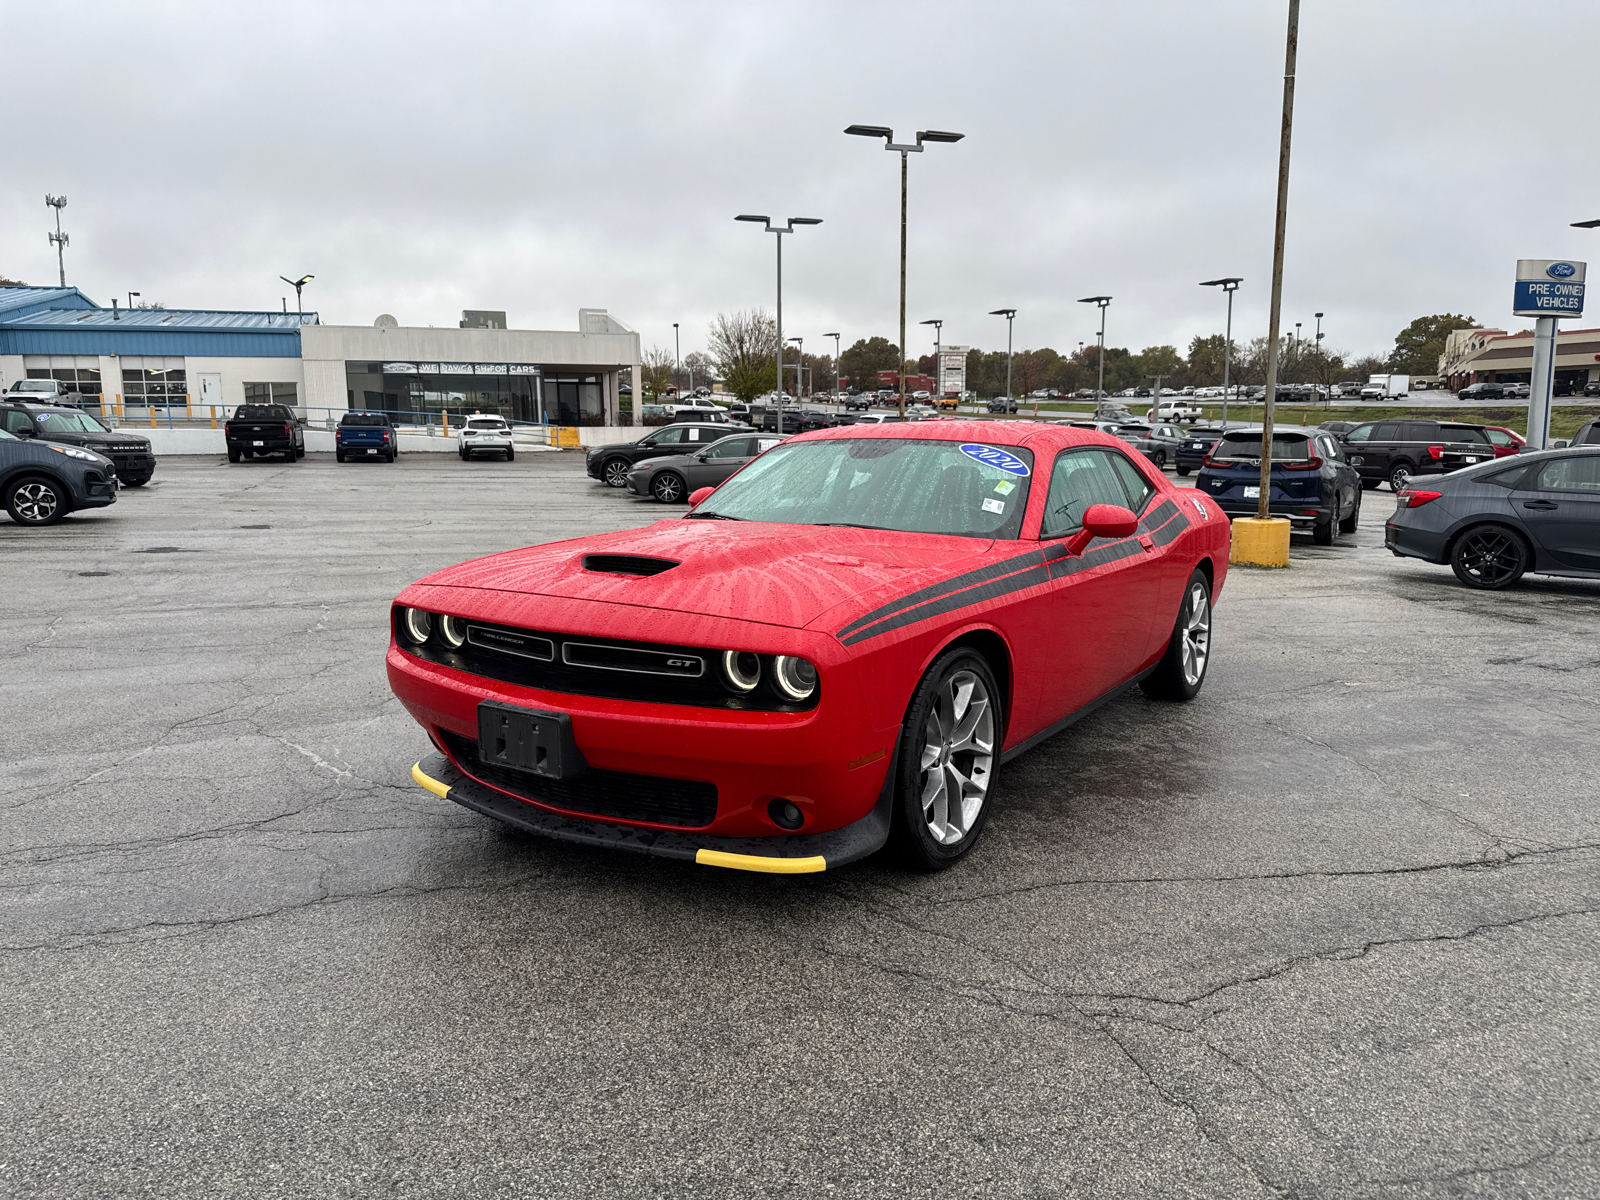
left=815, top=522, right=891, bottom=531
left=684, top=511, right=744, bottom=520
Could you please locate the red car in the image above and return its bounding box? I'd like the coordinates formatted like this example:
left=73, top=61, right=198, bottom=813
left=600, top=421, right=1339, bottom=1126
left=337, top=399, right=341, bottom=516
left=1484, top=425, right=1526, bottom=457
left=391, top=421, right=1230, bottom=872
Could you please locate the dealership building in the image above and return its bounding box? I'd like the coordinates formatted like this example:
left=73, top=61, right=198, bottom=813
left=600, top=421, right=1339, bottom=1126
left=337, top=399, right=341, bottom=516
left=0, top=286, right=643, bottom=426
left=1440, top=324, right=1600, bottom=391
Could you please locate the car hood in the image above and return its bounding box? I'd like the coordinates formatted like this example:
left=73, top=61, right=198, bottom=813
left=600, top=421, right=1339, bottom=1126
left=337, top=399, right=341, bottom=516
left=414, top=520, right=1003, bottom=633
left=38, top=429, right=149, bottom=450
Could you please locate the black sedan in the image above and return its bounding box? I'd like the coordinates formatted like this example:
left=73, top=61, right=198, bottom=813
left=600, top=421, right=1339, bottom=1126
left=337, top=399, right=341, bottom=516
left=625, top=432, right=786, bottom=502
left=1, top=427, right=119, bottom=525
left=586, top=422, right=748, bottom=487
left=1386, top=447, right=1600, bottom=588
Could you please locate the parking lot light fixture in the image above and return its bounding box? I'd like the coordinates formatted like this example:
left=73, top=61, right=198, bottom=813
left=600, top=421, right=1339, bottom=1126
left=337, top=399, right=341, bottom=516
left=1078, top=297, right=1112, bottom=402
left=279, top=274, right=313, bottom=317
left=988, top=310, right=1016, bottom=411
left=1200, top=278, right=1243, bottom=424
left=919, top=318, right=943, bottom=401
left=824, top=333, right=841, bottom=394
left=1571, top=219, right=1600, bottom=228
left=736, top=215, right=822, bottom=404
left=788, top=336, right=804, bottom=398
left=846, top=124, right=965, bottom=418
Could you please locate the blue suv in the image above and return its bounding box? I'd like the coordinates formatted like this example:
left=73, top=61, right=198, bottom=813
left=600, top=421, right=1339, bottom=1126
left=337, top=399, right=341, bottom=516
left=1196, top=424, right=1362, bottom=545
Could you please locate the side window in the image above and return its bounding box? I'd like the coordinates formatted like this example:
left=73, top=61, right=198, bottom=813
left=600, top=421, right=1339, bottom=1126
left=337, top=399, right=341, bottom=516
left=1403, top=421, right=1435, bottom=442
left=1043, top=449, right=1133, bottom=538
left=1535, top=455, right=1600, bottom=494
left=1106, top=452, right=1155, bottom=514
left=1371, top=422, right=1401, bottom=442
left=2, top=409, right=32, bottom=434
left=650, top=427, right=685, bottom=446
left=1344, top=424, right=1373, bottom=444
left=1442, top=426, right=1489, bottom=445
left=703, top=438, right=751, bottom=459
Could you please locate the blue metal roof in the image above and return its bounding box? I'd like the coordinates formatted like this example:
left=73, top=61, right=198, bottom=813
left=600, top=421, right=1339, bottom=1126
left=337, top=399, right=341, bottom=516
left=0, top=286, right=316, bottom=358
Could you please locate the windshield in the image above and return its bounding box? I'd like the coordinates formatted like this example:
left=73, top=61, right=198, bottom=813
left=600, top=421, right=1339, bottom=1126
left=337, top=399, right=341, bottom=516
left=691, top=438, right=1034, bottom=539
left=1213, top=433, right=1314, bottom=462
left=467, top=419, right=506, bottom=429
left=235, top=405, right=283, bottom=420
left=35, top=411, right=109, bottom=433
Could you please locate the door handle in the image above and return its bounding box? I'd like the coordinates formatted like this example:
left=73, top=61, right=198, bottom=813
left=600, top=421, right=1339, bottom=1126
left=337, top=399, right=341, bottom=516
left=1522, top=500, right=1559, bottom=510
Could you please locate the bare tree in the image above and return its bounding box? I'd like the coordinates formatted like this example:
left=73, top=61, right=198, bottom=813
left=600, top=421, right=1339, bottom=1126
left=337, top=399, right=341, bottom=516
left=641, top=346, right=676, bottom=397
left=709, top=310, right=779, bottom=401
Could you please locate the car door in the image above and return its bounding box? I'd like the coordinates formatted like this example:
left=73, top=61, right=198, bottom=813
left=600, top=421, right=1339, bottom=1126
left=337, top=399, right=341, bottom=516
left=635, top=426, right=686, bottom=461
left=1513, top=453, right=1600, bottom=570
left=687, top=436, right=754, bottom=487
left=1022, top=447, right=1165, bottom=726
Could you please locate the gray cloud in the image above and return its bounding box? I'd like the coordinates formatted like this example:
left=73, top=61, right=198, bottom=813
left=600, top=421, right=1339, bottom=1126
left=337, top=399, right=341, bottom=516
left=5, top=0, right=1597, bottom=366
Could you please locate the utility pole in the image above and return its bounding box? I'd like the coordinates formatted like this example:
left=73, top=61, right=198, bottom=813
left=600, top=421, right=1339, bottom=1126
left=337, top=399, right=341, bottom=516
left=989, top=310, right=1016, bottom=409
left=1079, top=297, right=1112, bottom=402
left=736, top=215, right=821, bottom=406
left=45, top=195, right=69, bottom=286
left=824, top=332, right=841, bottom=398
left=1200, top=278, right=1243, bottom=425
left=672, top=322, right=680, bottom=395
left=1257, top=0, right=1300, bottom=523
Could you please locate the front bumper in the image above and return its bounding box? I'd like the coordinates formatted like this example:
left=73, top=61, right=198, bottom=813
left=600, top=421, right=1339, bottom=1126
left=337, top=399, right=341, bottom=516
left=411, top=747, right=894, bottom=873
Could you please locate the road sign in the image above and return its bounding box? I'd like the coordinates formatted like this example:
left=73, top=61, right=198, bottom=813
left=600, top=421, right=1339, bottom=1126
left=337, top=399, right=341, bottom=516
left=1513, top=259, right=1586, bottom=318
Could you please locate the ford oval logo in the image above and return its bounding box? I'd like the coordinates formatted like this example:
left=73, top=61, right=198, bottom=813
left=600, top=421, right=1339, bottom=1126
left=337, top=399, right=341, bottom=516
left=1547, top=261, right=1577, bottom=279
left=959, top=443, right=1031, bottom=476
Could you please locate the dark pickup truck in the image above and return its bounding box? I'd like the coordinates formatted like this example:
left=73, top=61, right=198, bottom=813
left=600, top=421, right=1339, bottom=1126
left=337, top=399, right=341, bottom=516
left=335, top=411, right=396, bottom=463
left=225, top=404, right=305, bottom=463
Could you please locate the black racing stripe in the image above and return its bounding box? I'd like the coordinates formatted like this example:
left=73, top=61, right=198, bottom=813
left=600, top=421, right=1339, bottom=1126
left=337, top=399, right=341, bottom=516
left=840, top=562, right=1054, bottom=646
left=836, top=548, right=1045, bottom=638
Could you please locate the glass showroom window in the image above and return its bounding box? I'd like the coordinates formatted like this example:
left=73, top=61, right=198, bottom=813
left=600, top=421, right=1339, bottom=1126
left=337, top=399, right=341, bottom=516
left=121, top=360, right=188, bottom=407
left=26, top=364, right=102, bottom=398
left=243, top=383, right=299, bottom=407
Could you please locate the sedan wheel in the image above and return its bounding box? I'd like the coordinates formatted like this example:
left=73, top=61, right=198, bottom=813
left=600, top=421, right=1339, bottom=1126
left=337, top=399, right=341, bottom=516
left=603, top=458, right=631, bottom=487
left=1152, top=450, right=1167, bottom=469
left=891, top=649, right=1001, bottom=870
left=651, top=472, right=686, bottom=503
left=1451, top=525, right=1528, bottom=590
left=7, top=476, right=65, bottom=526
left=1140, top=570, right=1212, bottom=701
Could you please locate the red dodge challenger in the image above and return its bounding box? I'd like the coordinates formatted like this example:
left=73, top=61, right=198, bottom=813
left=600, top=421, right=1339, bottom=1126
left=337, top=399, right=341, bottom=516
left=391, top=421, right=1229, bottom=872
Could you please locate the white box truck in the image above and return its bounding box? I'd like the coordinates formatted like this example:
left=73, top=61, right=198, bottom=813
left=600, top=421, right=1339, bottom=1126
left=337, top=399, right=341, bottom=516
left=1359, top=374, right=1410, bottom=400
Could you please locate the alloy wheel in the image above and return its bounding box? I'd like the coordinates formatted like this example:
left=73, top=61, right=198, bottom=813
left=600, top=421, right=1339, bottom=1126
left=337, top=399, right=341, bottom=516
left=1390, top=464, right=1411, bottom=491
left=13, top=481, right=60, bottom=523
left=917, top=669, right=996, bottom=846
left=1180, top=581, right=1211, bottom=686
left=1455, top=528, right=1524, bottom=588
left=603, top=459, right=630, bottom=487
left=652, top=473, right=684, bottom=503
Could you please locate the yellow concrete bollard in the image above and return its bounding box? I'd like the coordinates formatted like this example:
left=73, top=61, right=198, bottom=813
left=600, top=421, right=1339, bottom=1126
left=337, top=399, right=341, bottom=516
left=1230, top=517, right=1291, bottom=567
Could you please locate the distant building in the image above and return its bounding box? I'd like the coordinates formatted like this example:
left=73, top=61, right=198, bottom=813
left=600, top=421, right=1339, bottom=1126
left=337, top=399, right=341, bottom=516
left=1440, top=324, right=1600, bottom=392
left=0, top=287, right=641, bottom=425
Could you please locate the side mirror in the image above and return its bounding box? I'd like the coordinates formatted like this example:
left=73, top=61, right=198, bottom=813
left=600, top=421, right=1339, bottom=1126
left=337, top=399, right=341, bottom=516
left=1551, top=439, right=1570, bottom=450
left=1065, top=503, right=1138, bottom=557
left=15, top=424, right=35, bottom=437
left=687, top=486, right=715, bottom=507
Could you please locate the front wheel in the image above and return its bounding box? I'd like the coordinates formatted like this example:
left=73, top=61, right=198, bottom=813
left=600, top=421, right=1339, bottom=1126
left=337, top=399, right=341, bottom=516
left=1451, top=525, right=1528, bottom=590
left=1140, top=569, right=1212, bottom=702
left=6, top=475, right=67, bottom=526
left=602, top=458, right=630, bottom=487
left=888, top=648, right=1002, bottom=871
left=651, top=471, right=686, bottom=503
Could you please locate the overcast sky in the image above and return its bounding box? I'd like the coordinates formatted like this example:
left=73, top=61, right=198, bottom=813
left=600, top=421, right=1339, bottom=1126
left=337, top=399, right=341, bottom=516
left=5, top=0, right=1598, bottom=365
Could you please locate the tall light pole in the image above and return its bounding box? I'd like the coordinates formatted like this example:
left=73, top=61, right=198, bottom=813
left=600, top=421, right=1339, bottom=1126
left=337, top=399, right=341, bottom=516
left=1200, top=278, right=1242, bottom=425
left=1079, top=296, right=1112, bottom=401
left=45, top=195, right=68, bottom=286
left=672, top=322, right=680, bottom=395
left=844, top=124, right=964, bottom=419
left=1314, top=311, right=1327, bottom=404
left=279, top=274, right=313, bottom=316
left=1256, top=0, right=1301, bottom=523
left=824, top=332, right=841, bottom=397
left=735, top=215, right=822, bottom=404
left=989, top=309, right=1016, bottom=409
left=788, top=336, right=804, bottom=399
left=128, top=291, right=140, bottom=310
left=919, top=318, right=943, bottom=401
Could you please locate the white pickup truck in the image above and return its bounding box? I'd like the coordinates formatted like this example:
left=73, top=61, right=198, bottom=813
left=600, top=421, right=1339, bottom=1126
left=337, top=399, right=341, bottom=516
left=1146, top=399, right=1203, bottom=423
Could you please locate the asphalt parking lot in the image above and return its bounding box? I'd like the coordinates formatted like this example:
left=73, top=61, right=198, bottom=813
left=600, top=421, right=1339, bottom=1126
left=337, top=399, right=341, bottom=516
left=5, top=451, right=1598, bottom=1199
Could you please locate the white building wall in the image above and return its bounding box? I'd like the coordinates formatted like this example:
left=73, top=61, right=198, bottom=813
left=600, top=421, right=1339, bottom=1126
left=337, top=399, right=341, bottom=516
left=0, top=355, right=22, bottom=391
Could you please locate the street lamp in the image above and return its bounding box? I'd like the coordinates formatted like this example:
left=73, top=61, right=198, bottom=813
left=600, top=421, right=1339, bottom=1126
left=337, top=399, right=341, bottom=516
left=788, top=336, right=804, bottom=399
left=1572, top=219, right=1600, bottom=228
left=989, top=309, right=1016, bottom=410
left=845, top=124, right=964, bottom=419
left=45, top=195, right=68, bottom=286
left=128, top=291, right=140, bottom=310
left=1200, top=278, right=1242, bottom=424
left=279, top=274, right=313, bottom=316
left=672, top=322, right=680, bottom=395
left=919, top=318, right=943, bottom=402
left=735, top=215, right=822, bottom=404
left=1078, top=297, right=1112, bottom=402
left=824, top=332, right=841, bottom=397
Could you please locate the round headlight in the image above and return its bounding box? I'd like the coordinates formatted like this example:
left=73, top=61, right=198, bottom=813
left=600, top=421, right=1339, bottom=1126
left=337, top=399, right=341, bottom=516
left=771, top=655, right=818, bottom=702
left=398, top=607, right=433, bottom=645
left=436, top=614, right=467, bottom=648
left=720, top=650, right=761, bottom=694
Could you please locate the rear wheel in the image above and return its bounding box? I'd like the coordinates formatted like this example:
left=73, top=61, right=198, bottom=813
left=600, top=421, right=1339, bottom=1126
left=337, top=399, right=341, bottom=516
left=336, top=451, right=346, bottom=463
left=228, top=448, right=242, bottom=463
left=888, top=648, right=1001, bottom=871
left=1451, top=524, right=1529, bottom=590
left=1313, top=500, right=1336, bottom=545
left=1339, top=488, right=1361, bottom=533
left=1176, top=465, right=1191, bottom=477
left=1388, top=461, right=1413, bottom=491
left=505, top=446, right=515, bottom=461
left=1361, top=478, right=1380, bottom=490
left=1140, top=569, right=1212, bottom=702
left=1152, top=450, right=1167, bottom=469
left=651, top=471, right=686, bottom=503
left=285, top=447, right=298, bottom=463
left=6, top=475, right=66, bottom=526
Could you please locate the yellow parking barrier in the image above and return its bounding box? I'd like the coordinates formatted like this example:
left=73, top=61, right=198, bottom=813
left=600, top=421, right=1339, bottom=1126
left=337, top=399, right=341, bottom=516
left=556, top=426, right=581, bottom=448
left=1230, top=517, right=1291, bottom=568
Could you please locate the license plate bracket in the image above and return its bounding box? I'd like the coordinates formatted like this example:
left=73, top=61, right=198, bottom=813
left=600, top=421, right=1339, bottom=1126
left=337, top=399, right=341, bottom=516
left=476, top=701, right=587, bottom=781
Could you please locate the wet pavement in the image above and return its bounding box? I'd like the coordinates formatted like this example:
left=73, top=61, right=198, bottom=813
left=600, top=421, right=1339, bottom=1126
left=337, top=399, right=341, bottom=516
left=4, top=452, right=1598, bottom=1199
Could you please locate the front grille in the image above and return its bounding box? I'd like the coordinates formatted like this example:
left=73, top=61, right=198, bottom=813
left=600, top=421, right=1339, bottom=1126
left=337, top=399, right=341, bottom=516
left=437, top=729, right=717, bottom=828
left=399, top=614, right=817, bottom=712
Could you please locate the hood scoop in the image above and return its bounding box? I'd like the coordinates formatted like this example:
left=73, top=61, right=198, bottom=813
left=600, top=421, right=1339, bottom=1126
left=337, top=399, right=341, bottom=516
left=581, top=553, right=680, bottom=577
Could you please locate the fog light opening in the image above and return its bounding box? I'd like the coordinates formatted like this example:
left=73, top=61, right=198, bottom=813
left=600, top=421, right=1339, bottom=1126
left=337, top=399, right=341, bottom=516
left=768, top=798, right=805, bottom=831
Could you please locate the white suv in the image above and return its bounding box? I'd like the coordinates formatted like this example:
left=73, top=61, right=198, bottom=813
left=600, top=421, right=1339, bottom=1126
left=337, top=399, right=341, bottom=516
left=458, top=414, right=514, bottom=461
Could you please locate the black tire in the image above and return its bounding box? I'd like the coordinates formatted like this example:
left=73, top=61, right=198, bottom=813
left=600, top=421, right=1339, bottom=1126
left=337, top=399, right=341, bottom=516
left=1140, top=569, right=1212, bottom=702
left=602, top=457, right=631, bottom=488
left=387, top=450, right=396, bottom=463
left=122, top=477, right=150, bottom=487
left=459, top=447, right=467, bottom=460
left=1388, top=461, right=1414, bottom=492
left=1361, top=478, right=1380, bottom=490
left=1450, top=524, right=1529, bottom=590
left=1176, top=466, right=1191, bottom=477
left=1339, top=488, right=1361, bottom=534
left=228, top=448, right=242, bottom=464
left=1152, top=450, right=1167, bottom=469
left=6, top=474, right=67, bottom=526
left=888, top=647, right=1002, bottom=871
left=336, top=451, right=346, bottom=463
left=651, top=471, right=687, bottom=503
left=285, top=448, right=298, bottom=463
left=505, top=446, right=514, bottom=461
left=1313, top=502, right=1336, bottom=545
